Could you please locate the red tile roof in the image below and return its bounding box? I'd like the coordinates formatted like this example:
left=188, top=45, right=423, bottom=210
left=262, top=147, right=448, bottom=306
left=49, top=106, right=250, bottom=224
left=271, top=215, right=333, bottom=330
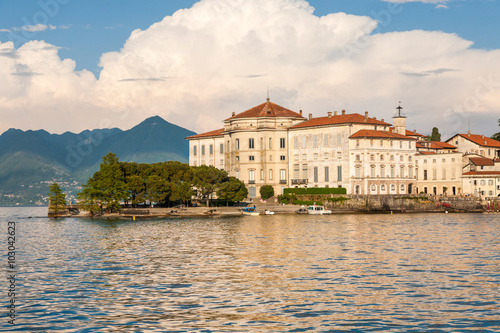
left=226, top=100, right=303, bottom=120
left=349, top=129, right=417, bottom=140
left=406, top=130, right=425, bottom=137
left=469, top=157, right=495, bottom=166
left=463, top=171, right=500, bottom=176
left=418, top=151, right=437, bottom=155
left=292, top=113, right=391, bottom=129
left=455, top=134, right=500, bottom=148
left=186, top=128, right=224, bottom=140
left=416, top=142, right=425, bottom=149
left=430, top=141, right=457, bottom=149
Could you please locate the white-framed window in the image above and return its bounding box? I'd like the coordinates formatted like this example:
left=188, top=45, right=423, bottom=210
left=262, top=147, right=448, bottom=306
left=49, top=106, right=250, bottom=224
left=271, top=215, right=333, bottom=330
left=280, top=169, right=286, bottom=181
left=325, top=167, right=329, bottom=182
left=294, top=137, right=298, bottom=149
left=249, top=138, right=255, bottom=149
left=201, top=145, right=205, bottom=155
left=235, top=139, right=239, bottom=150
left=220, top=143, right=224, bottom=154
left=193, top=146, right=197, bottom=156
left=280, top=155, right=286, bottom=161
left=269, top=169, right=273, bottom=180
left=209, top=144, right=213, bottom=155
left=313, top=135, right=318, bottom=147
left=324, top=134, right=329, bottom=147
left=280, top=138, right=286, bottom=149
left=294, top=154, right=299, bottom=161
left=249, top=155, right=255, bottom=161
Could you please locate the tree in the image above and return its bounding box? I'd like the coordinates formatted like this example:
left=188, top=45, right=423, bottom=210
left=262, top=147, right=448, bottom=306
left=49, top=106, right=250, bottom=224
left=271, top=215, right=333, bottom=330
left=217, top=177, right=248, bottom=206
left=192, top=165, right=228, bottom=206
left=98, top=152, right=129, bottom=212
left=491, top=118, right=500, bottom=142
left=126, top=175, right=146, bottom=206
left=430, top=127, right=441, bottom=141
left=77, top=178, right=103, bottom=215
left=259, top=185, right=274, bottom=200
left=145, top=175, right=170, bottom=206
left=48, top=183, right=67, bottom=215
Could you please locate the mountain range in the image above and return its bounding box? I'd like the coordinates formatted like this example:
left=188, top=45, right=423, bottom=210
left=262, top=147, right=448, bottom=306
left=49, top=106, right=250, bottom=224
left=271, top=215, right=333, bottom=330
left=0, top=116, right=196, bottom=206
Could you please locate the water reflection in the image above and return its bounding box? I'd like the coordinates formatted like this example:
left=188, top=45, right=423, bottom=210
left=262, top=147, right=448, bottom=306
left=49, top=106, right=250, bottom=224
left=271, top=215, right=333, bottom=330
left=1, top=208, right=499, bottom=332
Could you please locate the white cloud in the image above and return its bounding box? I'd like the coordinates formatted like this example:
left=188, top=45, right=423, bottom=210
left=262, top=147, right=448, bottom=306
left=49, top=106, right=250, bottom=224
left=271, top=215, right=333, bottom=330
left=0, top=0, right=499, bottom=139
left=18, top=24, right=50, bottom=32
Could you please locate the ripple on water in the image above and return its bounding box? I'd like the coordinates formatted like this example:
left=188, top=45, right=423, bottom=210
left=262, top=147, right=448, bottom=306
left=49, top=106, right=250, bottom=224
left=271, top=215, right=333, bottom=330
left=0, top=209, right=499, bottom=332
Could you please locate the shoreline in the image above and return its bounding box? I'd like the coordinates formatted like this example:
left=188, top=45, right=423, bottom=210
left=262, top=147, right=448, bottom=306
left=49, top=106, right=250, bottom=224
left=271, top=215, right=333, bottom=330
left=47, top=204, right=489, bottom=219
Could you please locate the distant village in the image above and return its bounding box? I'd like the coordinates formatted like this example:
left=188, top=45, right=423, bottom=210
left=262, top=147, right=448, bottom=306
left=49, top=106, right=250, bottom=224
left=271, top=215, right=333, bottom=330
left=187, top=99, right=500, bottom=199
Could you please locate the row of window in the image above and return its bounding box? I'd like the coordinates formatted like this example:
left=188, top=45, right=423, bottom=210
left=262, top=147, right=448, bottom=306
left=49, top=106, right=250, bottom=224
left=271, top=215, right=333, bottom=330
left=421, top=168, right=458, bottom=180
left=293, top=165, right=343, bottom=183
left=239, top=138, right=286, bottom=150
left=193, top=143, right=224, bottom=156
left=356, top=165, right=414, bottom=179
left=358, top=154, right=412, bottom=162
left=246, top=169, right=286, bottom=182
left=235, top=155, right=286, bottom=162
left=417, top=158, right=457, bottom=164
left=293, top=134, right=342, bottom=149
left=356, top=139, right=412, bottom=149
left=472, top=179, right=496, bottom=186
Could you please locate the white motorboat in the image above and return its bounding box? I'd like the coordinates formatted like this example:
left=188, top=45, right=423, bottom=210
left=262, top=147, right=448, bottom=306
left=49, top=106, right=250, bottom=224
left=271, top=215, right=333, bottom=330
left=306, top=204, right=332, bottom=215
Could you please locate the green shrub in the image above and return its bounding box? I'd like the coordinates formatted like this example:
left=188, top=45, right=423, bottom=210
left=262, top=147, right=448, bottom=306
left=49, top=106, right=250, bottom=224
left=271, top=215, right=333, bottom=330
left=277, top=194, right=297, bottom=204
left=284, top=188, right=306, bottom=195
left=260, top=185, right=275, bottom=200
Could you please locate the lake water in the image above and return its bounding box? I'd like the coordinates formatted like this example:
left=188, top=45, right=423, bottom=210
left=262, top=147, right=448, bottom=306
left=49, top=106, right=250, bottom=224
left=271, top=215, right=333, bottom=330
left=0, top=207, right=499, bottom=332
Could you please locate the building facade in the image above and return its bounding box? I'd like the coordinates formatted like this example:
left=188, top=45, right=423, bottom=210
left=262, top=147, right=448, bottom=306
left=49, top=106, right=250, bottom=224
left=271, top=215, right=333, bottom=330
left=187, top=99, right=500, bottom=198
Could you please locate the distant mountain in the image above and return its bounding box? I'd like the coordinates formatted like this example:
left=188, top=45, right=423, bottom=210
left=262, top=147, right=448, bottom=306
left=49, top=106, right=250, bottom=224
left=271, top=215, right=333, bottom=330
left=0, top=116, right=196, bottom=206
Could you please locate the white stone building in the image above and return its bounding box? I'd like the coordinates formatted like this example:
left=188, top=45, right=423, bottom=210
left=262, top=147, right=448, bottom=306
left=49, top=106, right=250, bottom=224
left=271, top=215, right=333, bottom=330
left=186, top=99, right=499, bottom=199
left=446, top=132, right=500, bottom=158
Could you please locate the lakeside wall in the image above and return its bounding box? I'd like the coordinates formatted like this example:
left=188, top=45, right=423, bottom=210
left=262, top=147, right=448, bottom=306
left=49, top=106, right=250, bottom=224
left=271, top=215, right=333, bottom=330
left=299, top=194, right=494, bottom=213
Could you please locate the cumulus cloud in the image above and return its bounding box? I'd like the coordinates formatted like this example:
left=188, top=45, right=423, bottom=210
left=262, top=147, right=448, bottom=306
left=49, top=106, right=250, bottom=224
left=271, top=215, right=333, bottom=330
left=0, top=0, right=499, bottom=138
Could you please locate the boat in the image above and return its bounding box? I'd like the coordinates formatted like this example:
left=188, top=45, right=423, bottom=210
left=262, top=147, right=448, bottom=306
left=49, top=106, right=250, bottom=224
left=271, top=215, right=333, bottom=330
left=306, top=204, right=332, bottom=215
left=295, top=207, right=308, bottom=214
left=241, top=206, right=260, bottom=216
left=264, top=209, right=275, bottom=215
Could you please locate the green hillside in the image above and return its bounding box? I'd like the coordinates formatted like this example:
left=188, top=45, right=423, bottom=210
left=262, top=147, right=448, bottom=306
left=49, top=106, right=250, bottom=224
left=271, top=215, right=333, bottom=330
left=0, top=116, right=196, bottom=206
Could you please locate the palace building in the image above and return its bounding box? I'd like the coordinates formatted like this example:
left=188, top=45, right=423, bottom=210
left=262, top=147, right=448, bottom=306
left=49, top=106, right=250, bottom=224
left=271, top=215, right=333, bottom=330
left=187, top=99, right=500, bottom=199
left=187, top=99, right=425, bottom=198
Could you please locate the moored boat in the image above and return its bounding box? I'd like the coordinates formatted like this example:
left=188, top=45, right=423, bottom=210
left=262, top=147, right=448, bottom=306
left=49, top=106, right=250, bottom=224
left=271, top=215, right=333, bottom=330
left=241, top=206, right=260, bottom=216
left=307, top=204, right=332, bottom=215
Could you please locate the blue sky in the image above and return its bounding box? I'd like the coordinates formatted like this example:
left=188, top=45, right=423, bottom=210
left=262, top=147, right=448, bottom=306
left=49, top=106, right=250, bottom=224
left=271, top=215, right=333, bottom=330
left=0, top=0, right=499, bottom=138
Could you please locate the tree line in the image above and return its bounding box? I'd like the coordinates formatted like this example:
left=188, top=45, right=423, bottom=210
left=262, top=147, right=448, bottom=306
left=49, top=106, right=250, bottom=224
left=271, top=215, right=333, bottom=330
left=76, top=152, right=247, bottom=214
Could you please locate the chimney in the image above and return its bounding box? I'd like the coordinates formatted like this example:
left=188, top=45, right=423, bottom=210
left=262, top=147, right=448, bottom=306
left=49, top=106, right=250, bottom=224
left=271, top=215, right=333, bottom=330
left=299, top=110, right=303, bottom=117
left=308, top=113, right=312, bottom=120
left=232, top=112, right=235, bottom=117
left=364, top=111, right=368, bottom=122
left=334, top=111, right=338, bottom=116
left=482, top=135, right=484, bottom=139
left=327, top=111, right=332, bottom=118
left=413, top=129, right=417, bottom=134
left=341, top=109, right=346, bottom=115
left=381, top=119, right=384, bottom=122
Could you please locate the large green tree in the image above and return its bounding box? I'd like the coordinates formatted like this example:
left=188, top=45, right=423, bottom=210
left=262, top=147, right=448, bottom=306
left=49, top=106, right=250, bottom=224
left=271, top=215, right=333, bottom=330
left=192, top=165, right=228, bottom=206
left=126, top=175, right=146, bottom=206
left=217, top=177, right=248, bottom=206
left=48, top=182, right=67, bottom=214
left=430, top=127, right=441, bottom=141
